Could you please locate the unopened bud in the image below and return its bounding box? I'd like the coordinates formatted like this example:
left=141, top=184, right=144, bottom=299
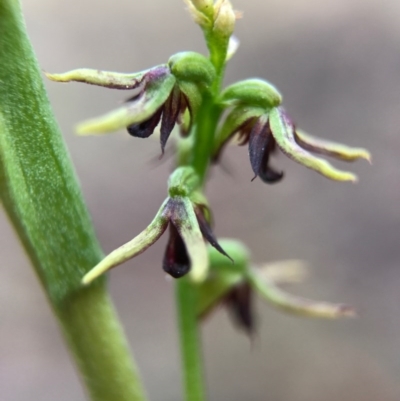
left=213, top=0, right=236, bottom=39
left=191, top=0, right=213, bottom=14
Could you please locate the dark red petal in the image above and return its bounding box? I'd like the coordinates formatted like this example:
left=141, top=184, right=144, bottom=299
left=195, top=209, right=233, bottom=263
left=160, top=87, right=181, bottom=153
left=127, top=106, right=163, bottom=138
left=212, top=117, right=256, bottom=164
left=163, top=224, right=190, bottom=279
left=248, top=118, right=271, bottom=179
left=259, top=165, right=284, bottom=184
left=225, top=283, right=255, bottom=335
left=249, top=118, right=284, bottom=184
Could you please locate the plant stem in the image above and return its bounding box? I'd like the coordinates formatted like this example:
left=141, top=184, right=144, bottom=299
left=191, top=93, right=222, bottom=183
left=176, top=277, right=206, bottom=401
left=0, top=1, right=146, bottom=400
left=175, top=27, right=231, bottom=401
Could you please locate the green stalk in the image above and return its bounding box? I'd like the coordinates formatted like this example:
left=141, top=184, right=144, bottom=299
left=175, top=28, right=230, bottom=401
left=190, top=93, right=222, bottom=182
left=0, top=1, right=146, bottom=400
left=176, top=277, right=206, bottom=401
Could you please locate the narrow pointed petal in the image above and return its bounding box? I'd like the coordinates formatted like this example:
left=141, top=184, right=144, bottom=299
left=171, top=197, right=209, bottom=282
left=127, top=106, right=163, bottom=138
left=248, top=269, right=356, bottom=319
left=163, top=224, right=191, bottom=278
left=195, top=208, right=233, bottom=263
left=248, top=115, right=270, bottom=178
left=295, top=130, right=371, bottom=162
left=45, top=67, right=157, bottom=89
left=82, top=200, right=171, bottom=285
left=225, top=283, right=255, bottom=334
left=247, top=116, right=284, bottom=184
left=76, top=74, right=176, bottom=135
left=269, top=108, right=358, bottom=182
left=160, top=85, right=181, bottom=153
left=213, top=106, right=264, bottom=160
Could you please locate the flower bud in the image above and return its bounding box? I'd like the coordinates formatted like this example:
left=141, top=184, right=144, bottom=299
left=168, top=166, right=200, bottom=198
left=219, top=79, right=282, bottom=109
left=213, top=0, right=236, bottom=39
left=168, top=51, right=216, bottom=87
left=191, top=0, right=213, bottom=14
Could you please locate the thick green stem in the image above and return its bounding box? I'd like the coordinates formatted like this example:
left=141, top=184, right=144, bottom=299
left=191, top=93, right=222, bottom=182
left=176, top=277, right=206, bottom=401
left=0, top=1, right=146, bottom=400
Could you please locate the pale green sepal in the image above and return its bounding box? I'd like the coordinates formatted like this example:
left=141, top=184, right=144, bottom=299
left=269, top=108, right=358, bottom=182
left=220, top=79, right=282, bottom=109
left=256, top=260, right=308, bottom=284
left=76, top=74, right=176, bottom=135
left=82, top=199, right=171, bottom=285
left=213, top=106, right=264, bottom=158
left=295, top=130, right=371, bottom=162
left=172, top=197, right=209, bottom=283
left=45, top=67, right=156, bottom=89
left=177, top=80, right=203, bottom=121
left=247, top=269, right=356, bottom=319
left=168, top=52, right=216, bottom=87
left=168, top=166, right=200, bottom=198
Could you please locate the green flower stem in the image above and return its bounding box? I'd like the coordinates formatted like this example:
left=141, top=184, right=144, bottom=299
left=176, top=277, right=206, bottom=401
left=0, top=1, right=146, bottom=400
left=175, top=29, right=231, bottom=401
left=191, top=22, right=229, bottom=182
left=191, top=92, right=222, bottom=183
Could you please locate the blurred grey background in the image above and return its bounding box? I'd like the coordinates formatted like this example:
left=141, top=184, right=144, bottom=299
left=1, top=0, right=400, bottom=400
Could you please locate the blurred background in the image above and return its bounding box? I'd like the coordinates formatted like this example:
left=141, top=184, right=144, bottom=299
left=2, top=0, right=400, bottom=400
